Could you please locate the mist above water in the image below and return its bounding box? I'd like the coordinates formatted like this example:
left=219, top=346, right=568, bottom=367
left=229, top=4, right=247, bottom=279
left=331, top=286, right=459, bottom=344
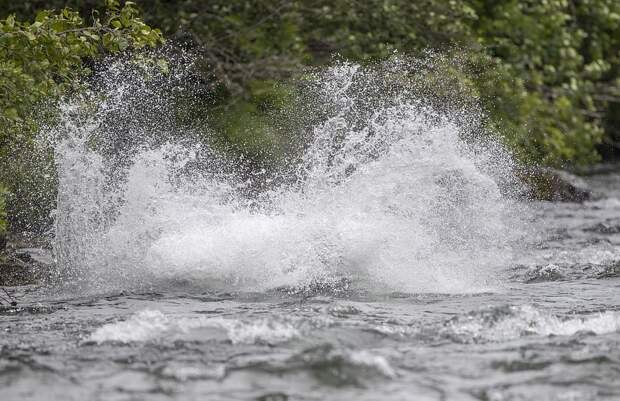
left=48, top=55, right=531, bottom=294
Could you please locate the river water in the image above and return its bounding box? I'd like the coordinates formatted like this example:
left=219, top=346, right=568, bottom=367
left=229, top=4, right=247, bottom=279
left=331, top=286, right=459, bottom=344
left=2, top=61, right=620, bottom=400
left=2, top=175, right=620, bottom=401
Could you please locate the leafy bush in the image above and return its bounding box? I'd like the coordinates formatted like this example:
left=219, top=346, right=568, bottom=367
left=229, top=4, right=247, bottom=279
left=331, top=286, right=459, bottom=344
left=0, top=0, right=163, bottom=233
left=135, top=0, right=620, bottom=167
left=3, top=0, right=619, bottom=168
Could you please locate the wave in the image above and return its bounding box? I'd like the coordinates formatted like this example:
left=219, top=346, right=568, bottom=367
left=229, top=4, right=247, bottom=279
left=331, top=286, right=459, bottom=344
left=87, top=309, right=302, bottom=345
left=442, top=305, right=620, bottom=343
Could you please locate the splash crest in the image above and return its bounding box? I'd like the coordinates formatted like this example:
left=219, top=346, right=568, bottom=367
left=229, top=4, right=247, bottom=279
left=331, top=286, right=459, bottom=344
left=49, top=57, right=529, bottom=293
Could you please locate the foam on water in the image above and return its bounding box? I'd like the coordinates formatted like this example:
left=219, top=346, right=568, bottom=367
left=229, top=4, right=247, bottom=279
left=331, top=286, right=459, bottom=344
left=444, top=305, right=620, bottom=343
left=50, top=57, right=530, bottom=294
left=88, top=309, right=301, bottom=345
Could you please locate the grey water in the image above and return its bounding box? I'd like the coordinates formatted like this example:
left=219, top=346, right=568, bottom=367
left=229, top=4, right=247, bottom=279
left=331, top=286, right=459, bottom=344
left=2, top=60, right=620, bottom=400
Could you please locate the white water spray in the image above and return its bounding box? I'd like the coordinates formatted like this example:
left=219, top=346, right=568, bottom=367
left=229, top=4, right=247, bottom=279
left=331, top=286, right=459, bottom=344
left=50, top=58, right=530, bottom=293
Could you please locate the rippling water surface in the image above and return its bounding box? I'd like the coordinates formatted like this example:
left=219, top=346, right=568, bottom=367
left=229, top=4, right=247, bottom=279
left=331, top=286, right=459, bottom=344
left=4, top=177, right=620, bottom=401
left=2, top=60, right=620, bottom=400
left=3, top=178, right=620, bottom=400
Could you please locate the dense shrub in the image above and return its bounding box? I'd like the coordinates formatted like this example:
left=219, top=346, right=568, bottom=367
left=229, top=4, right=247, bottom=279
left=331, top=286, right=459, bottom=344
left=129, top=0, right=620, bottom=166
left=0, top=0, right=162, bottom=232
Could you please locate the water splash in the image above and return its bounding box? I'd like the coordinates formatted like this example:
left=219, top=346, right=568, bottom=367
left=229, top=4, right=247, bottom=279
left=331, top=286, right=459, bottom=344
left=49, top=56, right=531, bottom=294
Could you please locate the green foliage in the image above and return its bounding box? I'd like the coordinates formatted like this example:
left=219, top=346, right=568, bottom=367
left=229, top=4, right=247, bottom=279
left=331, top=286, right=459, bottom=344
left=0, top=1, right=163, bottom=232
left=471, top=0, right=620, bottom=165
left=0, top=1, right=162, bottom=134
left=132, top=0, right=620, bottom=167
left=4, top=1, right=618, bottom=168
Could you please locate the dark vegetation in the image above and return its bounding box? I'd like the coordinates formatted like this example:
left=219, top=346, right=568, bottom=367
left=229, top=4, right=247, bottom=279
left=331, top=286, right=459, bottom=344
left=0, top=0, right=619, bottom=252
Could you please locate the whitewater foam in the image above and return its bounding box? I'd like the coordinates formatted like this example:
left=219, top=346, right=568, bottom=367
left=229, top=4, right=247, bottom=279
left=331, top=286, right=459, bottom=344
left=444, top=305, right=620, bottom=343
left=88, top=309, right=301, bottom=345
left=50, top=58, right=531, bottom=294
